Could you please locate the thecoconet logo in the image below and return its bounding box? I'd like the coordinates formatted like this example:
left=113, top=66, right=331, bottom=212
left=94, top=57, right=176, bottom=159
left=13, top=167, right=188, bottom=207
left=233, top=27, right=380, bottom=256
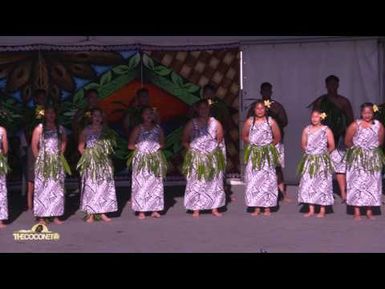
left=13, top=224, right=60, bottom=241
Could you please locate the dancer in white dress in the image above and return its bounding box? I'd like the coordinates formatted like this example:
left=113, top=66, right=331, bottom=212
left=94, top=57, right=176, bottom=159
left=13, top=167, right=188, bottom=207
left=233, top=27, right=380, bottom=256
left=297, top=110, right=335, bottom=218
left=242, top=100, right=281, bottom=216
left=31, top=105, right=69, bottom=225
left=0, top=126, right=9, bottom=229
left=182, top=99, right=226, bottom=218
left=128, top=106, right=167, bottom=220
left=77, top=108, right=117, bottom=223
left=345, top=103, right=385, bottom=221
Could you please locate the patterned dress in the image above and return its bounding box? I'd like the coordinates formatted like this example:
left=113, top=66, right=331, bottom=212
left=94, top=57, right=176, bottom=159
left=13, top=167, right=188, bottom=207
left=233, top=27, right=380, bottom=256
left=33, top=124, right=65, bottom=218
left=298, top=126, right=334, bottom=206
left=0, top=130, right=8, bottom=221
left=184, top=117, right=225, bottom=210
left=80, top=127, right=117, bottom=214
left=245, top=117, right=278, bottom=207
left=131, top=125, right=164, bottom=212
left=347, top=120, right=383, bottom=207
left=330, top=137, right=347, bottom=174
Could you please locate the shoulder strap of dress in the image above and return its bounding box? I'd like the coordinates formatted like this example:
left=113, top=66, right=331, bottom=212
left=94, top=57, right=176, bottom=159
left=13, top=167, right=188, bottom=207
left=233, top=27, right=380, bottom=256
left=322, top=125, right=328, bottom=132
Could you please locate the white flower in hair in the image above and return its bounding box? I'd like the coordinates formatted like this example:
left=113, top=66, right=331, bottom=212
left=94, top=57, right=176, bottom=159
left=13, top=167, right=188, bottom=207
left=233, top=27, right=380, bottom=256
left=264, top=100, right=273, bottom=108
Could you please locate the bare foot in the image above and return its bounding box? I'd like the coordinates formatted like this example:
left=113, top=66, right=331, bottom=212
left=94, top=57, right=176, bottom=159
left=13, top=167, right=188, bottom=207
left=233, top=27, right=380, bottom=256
left=0, top=222, right=6, bottom=229
left=192, top=211, right=200, bottom=218
left=100, top=214, right=111, bottom=222
left=318, top=207, right=326, bottom=218
left=53, top=217, right=64, bottom=225
left=263, top=209, right=271, bottom=216
left=367, top=210, right=375, bottom=220
left=86, top=215, right=94, bottom=223
left=138, top=213, right=146, bottom=220
left=354, top=215, right=361, bottom=221
left=251, top=208, right=260, bottom=216
left=151, top=212, right=161, bottom=218
left=367, top=215, right=375, bottom=220
left=212, top=210, right=222, bottom=217
left=304, top=212, right=314, bottom=217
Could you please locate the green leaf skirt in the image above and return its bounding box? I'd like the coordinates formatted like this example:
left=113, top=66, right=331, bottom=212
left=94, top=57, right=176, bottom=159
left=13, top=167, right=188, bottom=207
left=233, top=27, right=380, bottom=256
left=127, top=150, right=168, bottom=178
left=0, top=153, right=10, bottom=176
left=182, top=148, right=226, bottom=181
left=244, top=143, right=280, bottom=170
left=345, top=146, right=385, bottom=173
left=36, top=153, right=71, bottom=179
left=297, top=153, right=334, bottom=178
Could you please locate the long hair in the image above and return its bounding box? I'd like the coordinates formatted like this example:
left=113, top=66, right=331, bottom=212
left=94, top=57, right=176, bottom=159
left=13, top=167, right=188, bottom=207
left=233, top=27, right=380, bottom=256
left=42, top=103, right=62, bottom=153
left=247, top=99, right=267, bottom=126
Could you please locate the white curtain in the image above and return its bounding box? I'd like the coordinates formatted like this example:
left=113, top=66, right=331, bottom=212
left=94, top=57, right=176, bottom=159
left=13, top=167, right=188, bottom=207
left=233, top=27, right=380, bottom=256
left=241, top=39, right=383, bottom=184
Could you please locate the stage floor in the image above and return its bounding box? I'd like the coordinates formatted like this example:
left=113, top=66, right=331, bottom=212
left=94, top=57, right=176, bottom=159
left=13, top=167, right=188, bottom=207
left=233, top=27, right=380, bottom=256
left=1, top=185, right=385, bottom=253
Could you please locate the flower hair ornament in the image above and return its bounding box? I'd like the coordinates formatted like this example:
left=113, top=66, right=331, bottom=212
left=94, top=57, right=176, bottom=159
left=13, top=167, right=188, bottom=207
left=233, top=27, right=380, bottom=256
left=208, top=98, right=218, bottom=106
left=35, top=105, right=45, bottom=119
left=373, top=104, right=379, bottom=113
left=264, top=99, right=273, bottom=109
left=320, top=112, right=327, bottom=120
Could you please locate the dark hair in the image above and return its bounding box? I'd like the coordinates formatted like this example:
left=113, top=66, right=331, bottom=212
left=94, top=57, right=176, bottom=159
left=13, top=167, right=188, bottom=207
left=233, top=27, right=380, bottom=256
left=310, top=109, right=326, bottom=124
left=247, top=99, right=265, bottom=118
left=140, top=105, right=159, bottom=124
left=42, top=104, right=62, bottom=152
left=325, top=75, right=339, bottom=83
left=311, top=108, right=323, bottom=114
left=260, top=82, right=272, bottom=90
left=203, top=83, right=216, bottom=92
left=85, top=88, right=98, bottom=97
left=360, top=102, right=374, bottom=112
left=246, top=99, right=269, bottom=127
